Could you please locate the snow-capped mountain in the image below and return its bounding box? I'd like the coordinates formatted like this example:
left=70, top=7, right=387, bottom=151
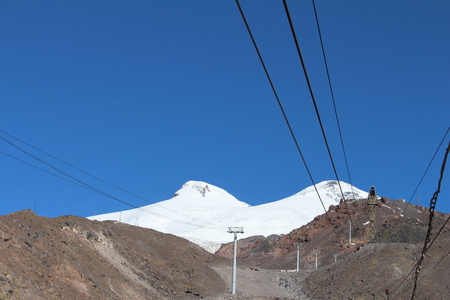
left=91, top=180, right=368, bottom=252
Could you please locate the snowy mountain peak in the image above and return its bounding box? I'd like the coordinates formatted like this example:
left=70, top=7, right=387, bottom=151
left=172, top=181, right=251, bottom=207
left=175, top=181, right=212, bottom=197
left=92, top=180, right=367, bottom=253
left=295, top=180, right=368, bottom=203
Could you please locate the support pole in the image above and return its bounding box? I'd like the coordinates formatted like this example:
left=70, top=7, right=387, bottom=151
left=349, top=219, right=352, bottom=244
left=228, top=227, right=244, bottom=295
left=315, top=251, right=320, bottom=269
left=232, top=232, right=237, bottom=293
left=293, top=243, right=303, bottom=272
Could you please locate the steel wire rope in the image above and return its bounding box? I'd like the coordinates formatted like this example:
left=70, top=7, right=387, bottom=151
left=403, top=126, right=450, bottom=215
left=0, top=149, right=225, bottom=231
left=1, top=148, right=215, bottom=228
left=0, top=129, right=156, bottom=202
left=0, top=148, right=225, bottom=230
left=1, top=135, right=95, bottom=190
left=282, top=0, right=356, bottom=229
left=418, top=250, right=450, bottom=283
left=0, top=130, right=234, bottom=211
left=0, top=137, right=226, bottom=232
left=235, top=0, right=345, bottom=248
left=0, top=130, right=227, bottom=230
left=411, top=138, right=449, bottom=299
left=385, top=127, right=450, bottom=295
left=311, top=0, right=356, bottom=200
left=0, top=149, right=171, bottom=223
left=0, top=150, right=101, bottom=193
left=392, top=215, right=450, bottom=295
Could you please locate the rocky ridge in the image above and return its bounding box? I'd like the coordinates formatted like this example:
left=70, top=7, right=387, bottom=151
left=0, top=197, right=449, bottom=299
left=0, top=210, right=228, bottom=299
left=216, top=198, right=450, bottom=299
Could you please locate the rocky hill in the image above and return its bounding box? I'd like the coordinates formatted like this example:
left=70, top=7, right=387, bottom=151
left=1, top=197, right=448, bottom=299
left=216, top=198, right=450, bottom=299
left=0, top=210, right=229, bottom=299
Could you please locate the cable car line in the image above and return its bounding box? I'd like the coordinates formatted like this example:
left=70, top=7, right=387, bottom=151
left=311, top=0, right=356, bottom=199
left=403, top=126, right=450, bottom=215
left=0, top=130, right=228, bottom=229
left=392, top=215, right=450, bottom=295
left=282, top=0, right=355, bottom=228
left=0, top=134, right=226, bottom=231
left=411, top=138, right=449, bottom=299
left=235, top=0, right=346, bottom=248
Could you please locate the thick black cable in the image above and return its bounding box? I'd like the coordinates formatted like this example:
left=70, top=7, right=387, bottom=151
left=235, top=0, right=345, bottom=248
left=311, top=0, right=355, bottom=198
left=403, top=126, right=450, bottom=214
left=282, top=0, right=355, bottom=227
left=0, top=130, right=225, bottom=228
left=411, top=138, right=450, bottom=299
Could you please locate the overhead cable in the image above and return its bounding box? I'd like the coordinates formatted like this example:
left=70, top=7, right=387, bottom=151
left=0, top=129, right=227, bottom=229
left=0, top=148, right=224, bottom=231
left=411, top=138, right=450, bottom=299
left=419, top=250, right=450, bottom=283
left=282, top=0, right=355, bottom=227
left=0, top=129, right=155, bottom=204
left=403, top=126, right=450, bottom=214
left=235, top=0, right=345, bottom=248
left=0, top=150, right=99, bottom=193
left=311, top=0, right=356, bottom=199
left=392, top=215, right=450, bottom=295
left=0, top=134, right=225, bottom=231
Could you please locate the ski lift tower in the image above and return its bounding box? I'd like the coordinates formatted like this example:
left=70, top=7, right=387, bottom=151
left=366, top=186, right=378, bottom=243
left=228, top=227, right=244, bottom=295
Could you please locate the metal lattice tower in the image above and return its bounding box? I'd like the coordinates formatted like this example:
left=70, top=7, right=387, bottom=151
left=366, top=186, right=378, bottom=243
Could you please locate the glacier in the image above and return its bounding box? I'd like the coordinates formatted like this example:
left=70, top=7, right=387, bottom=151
left=91, top=180, right=368, bottom=253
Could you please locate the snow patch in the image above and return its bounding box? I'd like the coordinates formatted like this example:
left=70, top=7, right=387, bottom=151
left=381, top=204, right=396, bottom=213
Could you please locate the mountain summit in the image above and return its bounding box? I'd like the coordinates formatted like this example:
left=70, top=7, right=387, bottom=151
left=173, top=181, right=250, bottom=208
left=92, top=180, right=368, bottom=252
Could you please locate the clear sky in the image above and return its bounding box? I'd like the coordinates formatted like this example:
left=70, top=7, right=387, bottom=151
left=1, top=1, right=449, bottom=218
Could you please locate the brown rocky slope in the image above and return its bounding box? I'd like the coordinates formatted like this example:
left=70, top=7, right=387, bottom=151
left=216, top=198, right=450, bottom=299
left=0, top=210, right=229, bottom=299
left=1, top=197, right=449, bottom=299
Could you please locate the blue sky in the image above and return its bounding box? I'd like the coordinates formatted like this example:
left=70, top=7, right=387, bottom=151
left=1, top=1, right=449, bottom=218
